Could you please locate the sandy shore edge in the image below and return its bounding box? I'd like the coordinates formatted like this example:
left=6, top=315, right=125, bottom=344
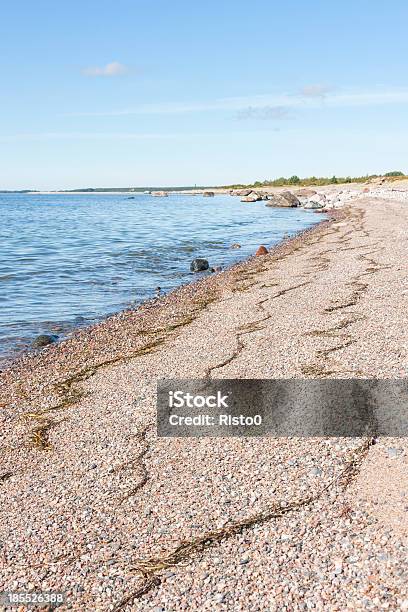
left=0, top=209, right=340, bottom=409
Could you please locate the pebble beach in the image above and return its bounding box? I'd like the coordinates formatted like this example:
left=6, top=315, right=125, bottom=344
left=1, top=181, right=408, bottom=610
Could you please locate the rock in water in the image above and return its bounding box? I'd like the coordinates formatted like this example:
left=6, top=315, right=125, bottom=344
left=241, top=192, right=262, bottom=202
left=32, top=334, right=58, bottom=348
left=230, top=243, right=241, bottom=249
left=151, top=191, right=168, bottom=197
left=255, top=245, right=268, bottom=256
left=203, top=191, right=214, bottom=197
left=190, top=258, right=209, bottom=272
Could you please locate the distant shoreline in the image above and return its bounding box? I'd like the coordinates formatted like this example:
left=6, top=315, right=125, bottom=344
left=1, top=172, right=406, bottom=195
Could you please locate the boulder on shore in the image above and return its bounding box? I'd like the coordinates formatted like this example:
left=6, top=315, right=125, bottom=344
left=233, top=189, right=252, bottom=197
left=255, top=245, right=269, bottom=256
left=265, top=193, right=299, bottom=208
left=203, top=191, right=214, bottom=197
left=280, top=191, right=300, bottom=206
left=151, top=191, right=168, bottom=197
left=303, top=200, right=325, bottom=209
left=190, top=258, right=209, bottom=273
left=32, top=334, right=58, bottom=348
left=295, top=188, right=317, bottom=198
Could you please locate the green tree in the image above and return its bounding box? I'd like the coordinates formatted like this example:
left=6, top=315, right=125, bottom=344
left=289, top=175, right=300, bottom=184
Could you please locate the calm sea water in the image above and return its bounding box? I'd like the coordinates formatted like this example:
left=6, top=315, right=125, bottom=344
left=0, top=192, right=323, bottom=363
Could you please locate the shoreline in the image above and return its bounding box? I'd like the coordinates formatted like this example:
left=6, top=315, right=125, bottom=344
left=0, top=191, right=327, bottom=368
left=0, top=209, right=335, bottom=407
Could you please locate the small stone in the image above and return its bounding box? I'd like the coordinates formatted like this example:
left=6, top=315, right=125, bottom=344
left=214, top=593, right=225, bottom=603
left=230, top=243, right=241, bottom=249
left=31, top=334, right=58, bottom=348
left=310, top=467, right=322, bottom=477
left=190, top=258, right=209, bottom=273
left=255, top=245, right=268, bottom=256
left=387, top=447, right=400, bottom=459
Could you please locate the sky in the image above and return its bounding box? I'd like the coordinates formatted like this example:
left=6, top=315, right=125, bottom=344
left=1, top=0, right=408, bottom=189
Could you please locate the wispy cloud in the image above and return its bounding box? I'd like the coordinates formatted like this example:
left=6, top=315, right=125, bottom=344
left=236, top=105, right=291, bottom=120
left=298, top=84, right=333, bottom=99
left=82, top=61, right=128, bottom=77
left=63, top=87, right=408, bottom=118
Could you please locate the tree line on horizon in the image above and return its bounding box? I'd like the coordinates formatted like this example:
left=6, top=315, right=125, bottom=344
left=225, top=171, right=405, bottom=189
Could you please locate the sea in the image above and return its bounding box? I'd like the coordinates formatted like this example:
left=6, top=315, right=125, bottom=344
left=0, top=192, right=324, bottom=364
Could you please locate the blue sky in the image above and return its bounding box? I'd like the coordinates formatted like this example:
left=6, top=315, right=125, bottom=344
left=1, top=0, right=408, bottom=189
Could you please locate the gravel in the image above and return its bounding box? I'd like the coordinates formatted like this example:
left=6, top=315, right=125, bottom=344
left=1, top=183, right=408, bottom=610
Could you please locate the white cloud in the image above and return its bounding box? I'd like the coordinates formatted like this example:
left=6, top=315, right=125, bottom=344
left=299, top=84, right=333, bottom=98
left=82, top=61, right=128, bottom=77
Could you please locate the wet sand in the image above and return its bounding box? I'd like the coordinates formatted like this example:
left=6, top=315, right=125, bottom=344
left=1, top=185, right=408, bottom=610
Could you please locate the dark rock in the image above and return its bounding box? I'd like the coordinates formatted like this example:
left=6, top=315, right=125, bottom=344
left=203, top=191, right=215, bottom=197
left=190, top=258, right=209, bottom=272
left=230, top=243, right=241, bottom=249
left=31, top=334, right=58, bottom=348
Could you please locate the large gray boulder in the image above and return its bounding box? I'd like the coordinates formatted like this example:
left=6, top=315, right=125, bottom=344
left=241, top=191, right=262, bottom=202
left=280, top=191, right=300, bottom=206
left=265, top=192, right=299, bottom=208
